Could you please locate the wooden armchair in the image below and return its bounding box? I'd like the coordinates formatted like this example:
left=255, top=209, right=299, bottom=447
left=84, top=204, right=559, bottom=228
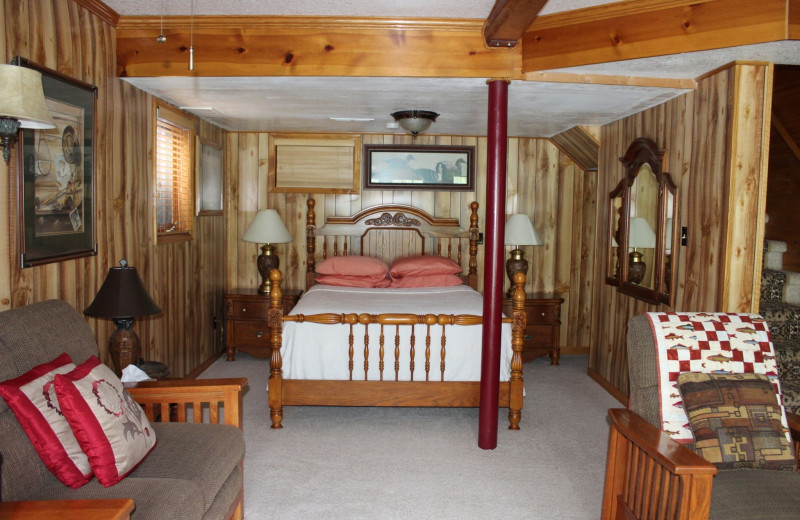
left=602, top=314, right=800, bottom=520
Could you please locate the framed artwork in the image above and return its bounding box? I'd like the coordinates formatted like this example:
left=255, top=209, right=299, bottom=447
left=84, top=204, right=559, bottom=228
left=363, top=144, right=475, bottom=191
left=14, top=57, right=97, bottom=267
left=196, top=136, right=223, bottom=215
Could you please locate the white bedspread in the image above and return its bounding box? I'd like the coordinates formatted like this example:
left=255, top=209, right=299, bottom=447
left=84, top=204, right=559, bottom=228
left=281, top=284, right=512, bottom=381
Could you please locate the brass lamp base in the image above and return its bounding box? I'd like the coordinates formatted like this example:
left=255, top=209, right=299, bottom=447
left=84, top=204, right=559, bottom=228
left=629, top=251, right=647, bottom=285
left=257, top=243, right=280, bottom=294
left=109, top=317, right=141, bottom=375
left=505, top=249, right=528, bottom=298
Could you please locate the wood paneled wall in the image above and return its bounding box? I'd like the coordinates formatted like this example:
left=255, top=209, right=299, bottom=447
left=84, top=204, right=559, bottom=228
left=226, top=133, right=596, bottom=355
left=589, top=63, right=772, bottom=400
left=1, top=0, right=227, bottom=377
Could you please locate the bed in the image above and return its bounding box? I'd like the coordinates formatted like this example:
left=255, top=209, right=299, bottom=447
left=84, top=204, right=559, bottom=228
left=266, top=197, right=527, bottom=429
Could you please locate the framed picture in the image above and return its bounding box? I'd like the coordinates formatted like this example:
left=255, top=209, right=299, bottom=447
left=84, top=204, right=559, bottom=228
left=196, top=136, right=223, bottom=215
left=15, top=57, right=97, bottom=267
left=363, top=144, right=475, bottom=191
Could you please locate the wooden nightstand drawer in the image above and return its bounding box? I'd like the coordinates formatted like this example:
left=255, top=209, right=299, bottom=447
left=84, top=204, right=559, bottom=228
left=526, top=304, right=558, bottom=324
left=523, top=325, right=554, bottom=348
left=224, top=288, right=303, bottom=361
left=227, top=299, right=270, bottom=320
left=229, top=321, right=271, bottom=347
left=502, top=293, right=563, bottom=365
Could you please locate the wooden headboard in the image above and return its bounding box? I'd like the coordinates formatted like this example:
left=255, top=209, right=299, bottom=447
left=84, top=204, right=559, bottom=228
left=304, top=197, right=480, bottom=290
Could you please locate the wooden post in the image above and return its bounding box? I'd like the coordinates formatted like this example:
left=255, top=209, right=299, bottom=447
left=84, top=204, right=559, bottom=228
left=479, top=78, right=509, bottom=449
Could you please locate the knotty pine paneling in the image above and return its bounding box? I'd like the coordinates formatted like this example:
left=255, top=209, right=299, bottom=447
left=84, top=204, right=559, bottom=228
left=1, top=0, right=227, bottom=378
left=227, top=132, right=595, bottom=356
left=589, top=63, right=771, bottom=396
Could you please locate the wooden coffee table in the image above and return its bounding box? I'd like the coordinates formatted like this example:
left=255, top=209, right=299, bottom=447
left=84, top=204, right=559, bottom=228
left=0, top=499, right=134, bottom=520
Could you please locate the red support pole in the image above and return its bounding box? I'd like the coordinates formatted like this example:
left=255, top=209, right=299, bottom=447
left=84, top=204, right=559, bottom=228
left=478, top=79, right=509, bottom=450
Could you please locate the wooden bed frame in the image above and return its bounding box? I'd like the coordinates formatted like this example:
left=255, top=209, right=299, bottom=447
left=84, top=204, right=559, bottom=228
left=266, top=198, right=527, bottom=430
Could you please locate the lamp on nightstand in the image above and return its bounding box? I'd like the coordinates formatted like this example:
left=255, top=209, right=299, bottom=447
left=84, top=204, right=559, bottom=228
left=504, top=214, right=542, bottom=298
left=242, top=209, right=292, bottom=294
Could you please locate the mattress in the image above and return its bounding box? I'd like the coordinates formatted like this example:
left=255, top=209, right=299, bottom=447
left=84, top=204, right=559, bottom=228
left=281, top=284, right=512, bottom=381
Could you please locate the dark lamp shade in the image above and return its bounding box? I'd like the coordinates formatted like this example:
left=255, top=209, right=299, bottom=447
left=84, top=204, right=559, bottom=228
left=84, top=261, right=162, bottom=319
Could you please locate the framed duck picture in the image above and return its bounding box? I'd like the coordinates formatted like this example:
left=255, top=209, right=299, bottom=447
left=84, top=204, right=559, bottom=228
left=363, top=144, right=475, bottom=191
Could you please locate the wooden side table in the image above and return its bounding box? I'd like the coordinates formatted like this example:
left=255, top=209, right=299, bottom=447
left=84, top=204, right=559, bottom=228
left=224, top=288, right=302, bottom=360
left=0, top=499, right=134, bottom=520
left=502, top=293, right=564, bottom=364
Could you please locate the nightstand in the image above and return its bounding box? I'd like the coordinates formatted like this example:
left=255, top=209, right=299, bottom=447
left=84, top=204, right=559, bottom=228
left=224, top=288, right=302, bottom=361
left=502, top=293, right=564, bottom=364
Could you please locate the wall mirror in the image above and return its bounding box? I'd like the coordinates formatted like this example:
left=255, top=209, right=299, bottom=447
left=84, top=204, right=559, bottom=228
left=606, top=138, right=678, bottom=305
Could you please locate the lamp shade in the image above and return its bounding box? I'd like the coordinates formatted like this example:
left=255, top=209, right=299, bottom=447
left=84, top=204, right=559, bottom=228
left=84, top=260, right=161, bottom=319
left=628, top=217, right=656, bottom=248
left=242, top=209, right=292, bottom=244
left=391, top=110, right=439, bottom=137
left=504, top=214, right=543, bottom=247
left=0, top=65, right=56, bottom=129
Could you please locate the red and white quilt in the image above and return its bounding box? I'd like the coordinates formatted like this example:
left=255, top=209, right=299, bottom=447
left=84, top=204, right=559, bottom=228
left=646, top=312, right=790, bottom=444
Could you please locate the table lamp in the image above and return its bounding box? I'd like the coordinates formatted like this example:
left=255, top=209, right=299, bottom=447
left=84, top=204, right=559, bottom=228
left=242, top=209, right=292, bottom=294
left=0, top=64, right=56, bottom=163
left=504, top=214, right=542, bottom=298
left=84, top=259, right=162, bottom=374
left=628, top=217, right=656, bottom=285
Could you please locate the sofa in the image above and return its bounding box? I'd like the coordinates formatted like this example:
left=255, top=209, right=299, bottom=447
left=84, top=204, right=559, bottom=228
left=0, top=300, right=247, bottom=520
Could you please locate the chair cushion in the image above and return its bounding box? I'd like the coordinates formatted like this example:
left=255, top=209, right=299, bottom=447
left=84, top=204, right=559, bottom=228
left=0, top=353, right=92, bottom=488
left=54, top=356, right=157, bottom=487
left=710, top=469, right=800, bottom=520
left=677, top=373, right=794, bottom=470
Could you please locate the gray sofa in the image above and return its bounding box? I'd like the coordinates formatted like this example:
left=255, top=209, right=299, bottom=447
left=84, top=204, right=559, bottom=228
left=0, top=300, right=246, bottom=520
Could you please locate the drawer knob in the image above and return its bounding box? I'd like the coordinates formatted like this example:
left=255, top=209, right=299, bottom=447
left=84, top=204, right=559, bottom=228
left=541, top=312, right=546, bottom=316
left=254, top=331, right=264, bottom=338
left=242, top=307, right=246, bottom=313
left=524, top=334, right=533, bottom=341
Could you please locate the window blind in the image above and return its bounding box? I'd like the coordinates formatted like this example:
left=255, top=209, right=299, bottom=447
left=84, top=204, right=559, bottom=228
left=155, top=114, right=193, bottom=236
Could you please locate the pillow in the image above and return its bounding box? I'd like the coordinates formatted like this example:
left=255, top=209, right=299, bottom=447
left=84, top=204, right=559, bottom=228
left=389, top=274, right=463, bottom=288
left=316, top=274, right=391, bottom=288
left=677, top=372, right=795, bottom=471
left=0, top=353, right=92, bottom=488
left=54, top=356, right=157, bottom=487
left=389, top=255, right=462, bottom=278
left=316, top=256, right=388, bottom=277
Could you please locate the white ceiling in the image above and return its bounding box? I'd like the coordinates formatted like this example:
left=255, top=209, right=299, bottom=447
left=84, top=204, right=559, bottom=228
left=108, top=0, right=800, bottom=137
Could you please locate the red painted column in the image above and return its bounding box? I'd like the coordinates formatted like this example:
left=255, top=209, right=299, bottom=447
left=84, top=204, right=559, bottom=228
left=478, top=79, right=509, bottom=449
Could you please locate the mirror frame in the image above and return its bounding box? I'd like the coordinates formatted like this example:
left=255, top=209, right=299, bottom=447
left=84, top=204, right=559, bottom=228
left=606, top=137, right=678, bottom=306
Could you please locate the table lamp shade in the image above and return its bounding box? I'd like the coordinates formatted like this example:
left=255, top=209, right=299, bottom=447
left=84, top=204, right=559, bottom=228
left=0, top=64, right=56, bottom=129
left=504, top=214, right=542, bottom=246
left=242, top=209, right=292, bottom=244
left=84, top=260, right=161, bottom=319
left=628, top=217, right=656, bottom=249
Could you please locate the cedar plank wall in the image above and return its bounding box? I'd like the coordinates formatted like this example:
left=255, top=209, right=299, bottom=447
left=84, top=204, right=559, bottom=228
left=1, top=0, right=227, bottom=377
left=589, top=63, right=772, bottom=399
left=226, top=133, right=596, bottom=356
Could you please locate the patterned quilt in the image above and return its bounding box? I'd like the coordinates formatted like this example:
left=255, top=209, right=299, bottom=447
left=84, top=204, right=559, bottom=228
left=647, top=312, right=791, bottom=445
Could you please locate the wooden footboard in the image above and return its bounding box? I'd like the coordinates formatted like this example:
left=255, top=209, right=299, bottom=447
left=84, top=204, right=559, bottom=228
left=267, top=269, right=527, bottom=430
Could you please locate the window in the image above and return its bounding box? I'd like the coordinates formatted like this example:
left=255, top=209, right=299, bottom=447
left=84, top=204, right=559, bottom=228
left=155, top=103, right=195, bottom=242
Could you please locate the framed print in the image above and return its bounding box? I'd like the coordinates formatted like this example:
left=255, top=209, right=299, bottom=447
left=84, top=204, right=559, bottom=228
left=363, top=144, right=475, bottom=191
left=196, top=136, right=223, bottom=215
left=14, top=57, right=97, bottom=267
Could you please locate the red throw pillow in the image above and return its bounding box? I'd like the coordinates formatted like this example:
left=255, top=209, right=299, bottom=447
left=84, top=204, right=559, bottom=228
left=389, top=255, right=462, bottom=278
left=0, top=353, right=92, bottom=488
left=316, top=256, right=389, bottom=277
left=316, top=274, right=391, bottom=288
left=54, top=356, right=157, bottom=487
left=389, top=274, right=463, bottom=288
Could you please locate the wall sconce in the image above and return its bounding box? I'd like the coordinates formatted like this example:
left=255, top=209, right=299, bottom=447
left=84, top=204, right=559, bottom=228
left=0, top=64, right=55, bottom=164
left=242, top=209, right=292, bottom=294
left=84, top=260, right=162, bottom=375
left=628, top=217, right=656, bottom=285
left=504, top=214, right=542, bottom=298
left=391, top=110, right=439, bottom=137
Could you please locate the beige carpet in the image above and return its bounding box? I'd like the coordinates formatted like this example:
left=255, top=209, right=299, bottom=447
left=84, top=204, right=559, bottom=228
left=201, top=354, right=619, bottom=519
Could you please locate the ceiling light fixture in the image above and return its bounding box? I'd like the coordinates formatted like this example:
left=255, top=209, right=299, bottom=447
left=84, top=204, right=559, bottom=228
left=391, top=110, right=439, bottom=137
left=188, top=0, right=194, bottom=71
left=157, top=0, right=166, bottom=43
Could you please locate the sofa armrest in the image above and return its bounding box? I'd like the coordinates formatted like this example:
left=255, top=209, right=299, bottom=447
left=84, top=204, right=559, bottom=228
left=602, top=408, right=717, bottom=520
left=125, top=378, right=247, bottom=428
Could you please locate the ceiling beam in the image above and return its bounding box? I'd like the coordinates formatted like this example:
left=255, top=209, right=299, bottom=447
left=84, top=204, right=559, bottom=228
left=523, top=71, right=696, bottom=89
left=483, top=0, right=548, bottom=48
left=521, top=0, right=798, bottom=72
left=116, top=16, right=521, bottom=79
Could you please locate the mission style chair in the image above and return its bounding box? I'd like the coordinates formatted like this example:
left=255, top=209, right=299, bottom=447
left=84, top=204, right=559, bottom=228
left=602, top=313, right=800, bottom=520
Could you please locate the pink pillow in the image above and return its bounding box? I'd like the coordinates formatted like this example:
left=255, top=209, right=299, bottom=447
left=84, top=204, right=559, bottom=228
left=316, top=274, right=391, bottom=288
left=390, top=255, right=462, bottom=278
left=0, top=353, right=92, bottom=488
left=316, top=256, right=388, bottom=277
left=389, top=274, right=463, bottom=288
left=54, top=356, right=157, bottom=487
